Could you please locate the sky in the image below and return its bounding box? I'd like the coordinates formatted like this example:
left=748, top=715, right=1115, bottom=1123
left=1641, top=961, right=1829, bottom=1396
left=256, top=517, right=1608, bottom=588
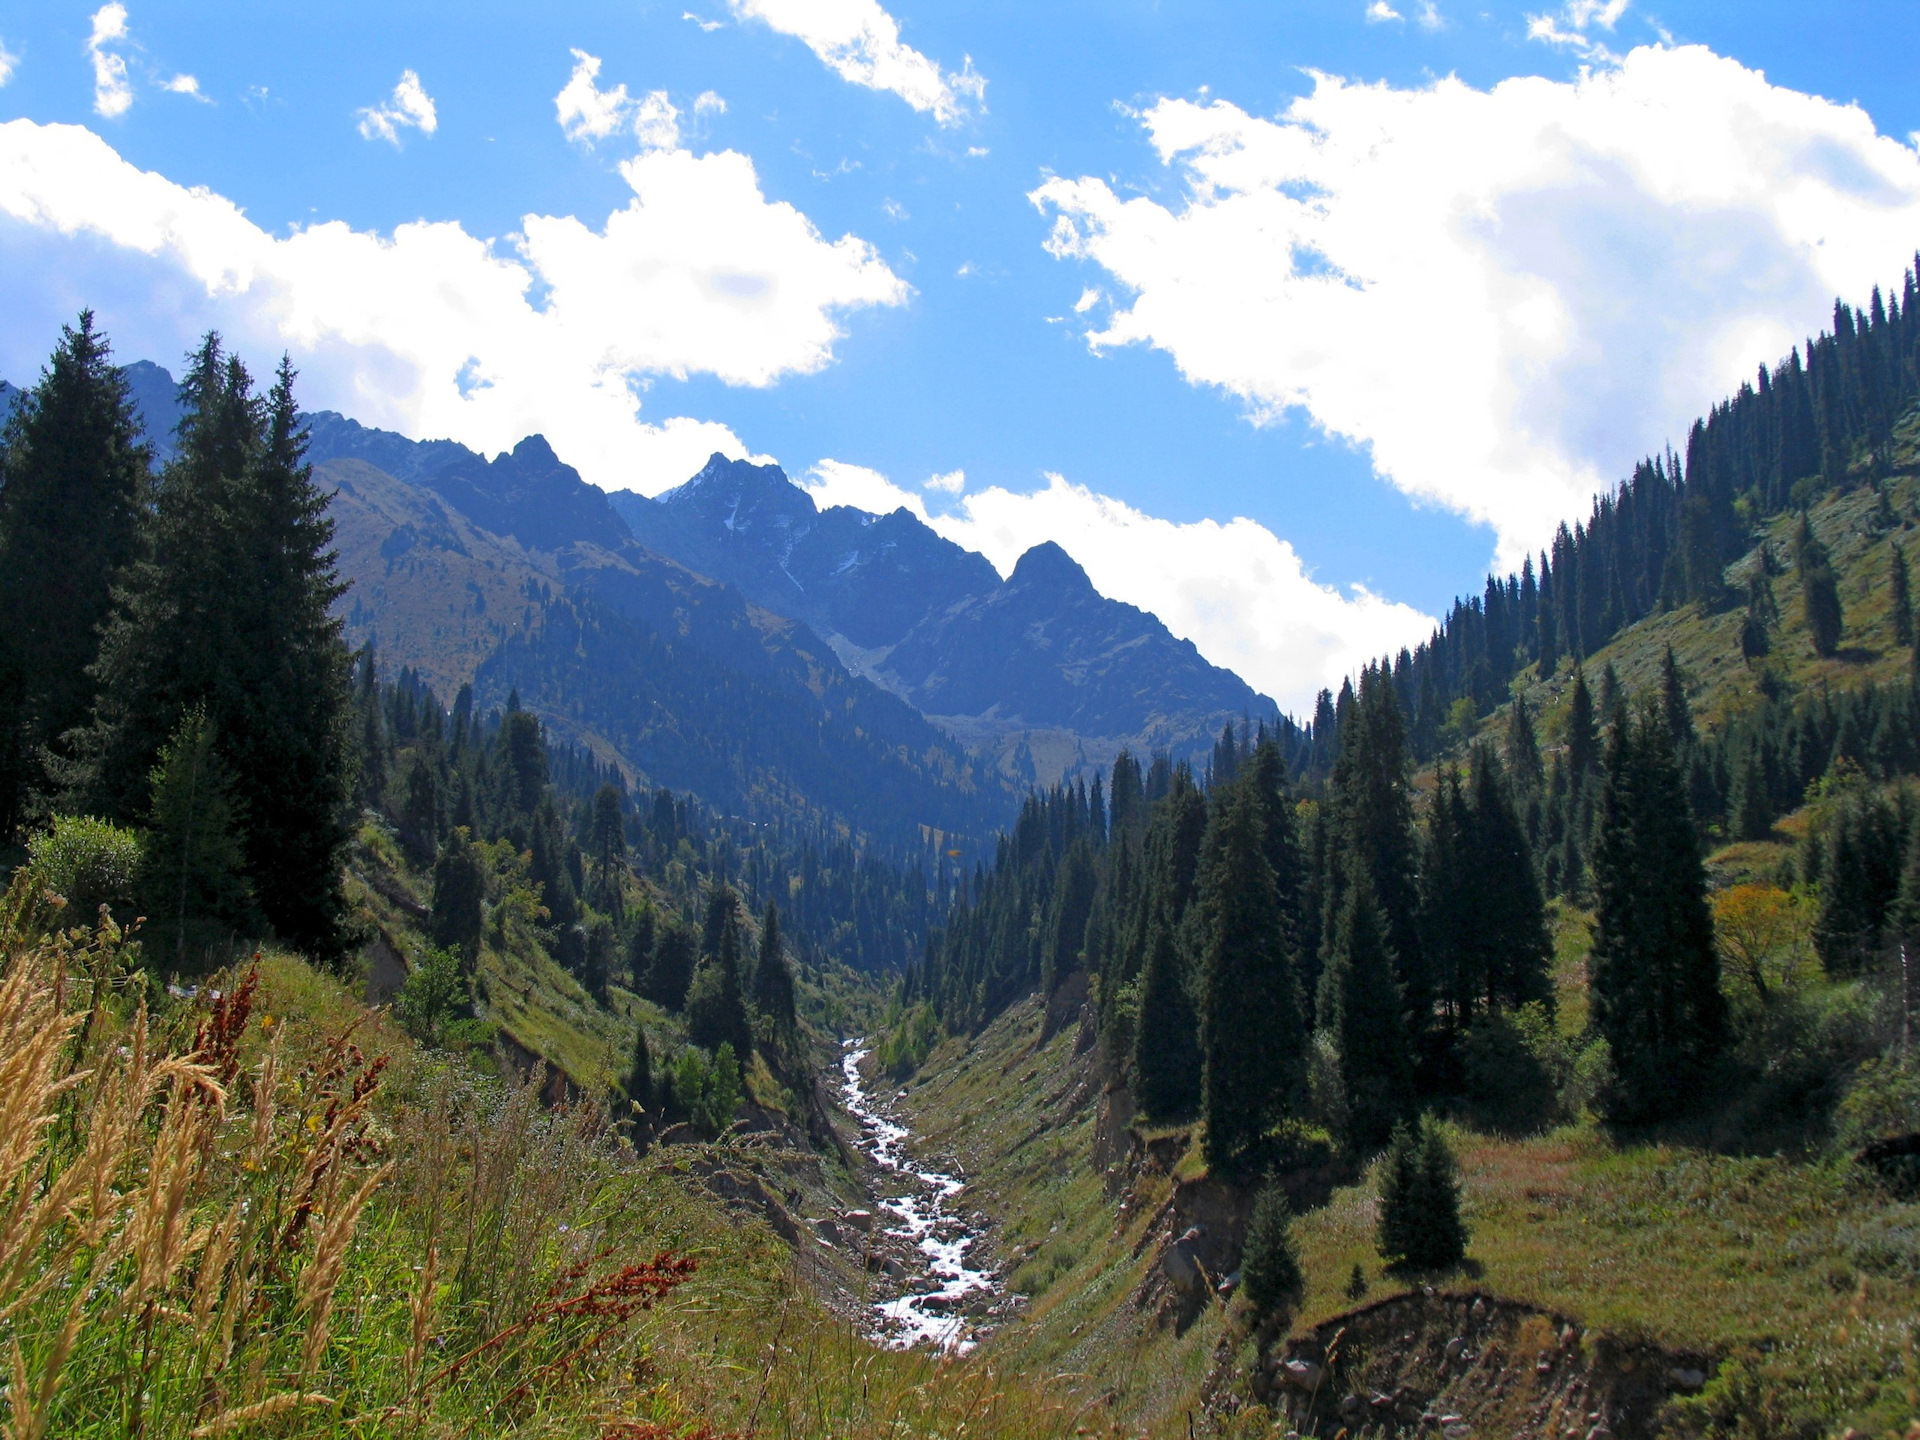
left=1, top=1, right=1919, bottom=712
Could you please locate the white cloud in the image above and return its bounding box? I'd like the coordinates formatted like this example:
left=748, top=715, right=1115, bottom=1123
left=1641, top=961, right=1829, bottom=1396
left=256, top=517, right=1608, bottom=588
left=729, top=0, right=984, bottom=126
left=162, top=73, right=202, bottom=98
left=1567, top=0, right=1629, bottom=26
left=0, top=119, right=905, bottom=495
left=1365, top=2, right=1403, bottom=21
left=556, top=52, right=683, bottom=151
left=801, top=461, right=1430, bottom=708
left=684, top=11, right=725, bottom=31
left=1414, top=1, right=1444, bottom=30
left=0, top=39, right=17, bottom=88
left=1528, top=0, right=1628, bottom=58
left=1032, top=46, right=1920, bottom=570
left=357, top=70, right=437, bottom=145
left=87, top=5, right=132, bottom=118
left=694, top=90, right=727, bottom=116
left=923, top=468, right=965, bottom=494
left=1072, top=286, right=1101, bottom=313
left=556, top=50, right=633, bottom=143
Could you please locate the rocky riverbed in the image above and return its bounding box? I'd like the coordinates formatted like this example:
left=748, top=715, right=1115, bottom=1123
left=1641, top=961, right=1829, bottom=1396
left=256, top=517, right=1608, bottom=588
left=838, top=1039, right=1001, bottom=1353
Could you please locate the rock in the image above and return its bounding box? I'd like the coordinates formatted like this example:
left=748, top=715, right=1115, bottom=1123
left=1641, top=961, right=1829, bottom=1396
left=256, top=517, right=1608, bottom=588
left=1160, top=1235, right=1206, bottom=1293
left=1369, top=1392, right=1396, bottom=1413
left=1587, top=1429, right=1614, bottom=1440
left=1217, top=1270, right=1240, bottom=1297
left=1444, top=1426, right=1472, bottom=1440
left=1470, top=1296, right=1487, bottom=1320
left=813, top=1218, right=840, bottom=1246
left=843, top=1210, right=874, bottom=1233
left=1339, top=1394, right=1367, bottom=1420
left=1445, top=1337, right=1467, bottom=1362
left=1279, top=1359, right=1322, bottom=1390
left=1668, top=1367, right=1707, bottom=1392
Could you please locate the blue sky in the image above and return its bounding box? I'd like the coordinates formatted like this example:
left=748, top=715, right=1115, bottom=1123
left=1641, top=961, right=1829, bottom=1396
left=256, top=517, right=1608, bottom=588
left=1, top=0, right=1918, bottom=709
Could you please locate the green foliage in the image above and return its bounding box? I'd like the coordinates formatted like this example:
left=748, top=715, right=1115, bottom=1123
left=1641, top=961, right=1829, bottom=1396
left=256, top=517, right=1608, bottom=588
left=1317, top=867, right=1409, bottom=1151
left=428, top=827, right=486, bottom=969
left=874, top=1000, right=942, bottom=1080
left=1238, top=1186, right=1303, bottom=1322
left=1459, top=1004, right=1566, bottom=1135
left=665, top=1042, right=744, bottom=1137
left=26, top=813, right=141, bottom=923
left=138, top=707, right=255, bottom=970
left=1376, top=1116, right=1468, bottom=1271
left=1198, top=755, right=1307, bottom=1175
left=1589, top=709, right=1728, bottom=1123
left=0, top=312, right=149, bottom=839
left=624, top=1020, right=653, bottom=1110
left=392, top=944, right=466, bottom=1046
left=686, top=886, right=752, bottom=1057
left=74, top=336, right=354, bottom=958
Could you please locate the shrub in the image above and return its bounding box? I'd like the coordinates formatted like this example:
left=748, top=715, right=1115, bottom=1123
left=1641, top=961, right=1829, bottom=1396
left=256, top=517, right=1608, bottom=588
left=1460, top=1005, right=1564, bottom=1134
left=392, top=945, right=466, bottom=1046
left=875, top=1001, right=942, bottom=1079
left=1377, top=1116, right=1469, bottom=1271
left=1239, top=1186, right=1303, bottom=1322
left=26, top=814, right=141, bottom=923
left=665, top=1043, right=744, bottom=1137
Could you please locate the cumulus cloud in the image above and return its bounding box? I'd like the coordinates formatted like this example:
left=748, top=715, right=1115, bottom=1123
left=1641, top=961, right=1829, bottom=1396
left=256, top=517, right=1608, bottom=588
left=800, top=461, right=1430, bottom=708
left=923, top=468, right=965, bottom=494
left=0, top=39, right=17, bottom=88
left=357, top=70, right=436, bottom=145
left=556, top=50, right=633, bottom=143
left=1365, top=3, right=1402, bottom=21
left=1032, top=46, right=1920, bottom=569
left=87, top=5, right=132, bottom=118
left=162, top=73, right=204, bottom=99
left=693, top=90, right=727, bottom=116
left=729, top=0, right=984, bottom=126
left=0, top=119, right=905, bottom=494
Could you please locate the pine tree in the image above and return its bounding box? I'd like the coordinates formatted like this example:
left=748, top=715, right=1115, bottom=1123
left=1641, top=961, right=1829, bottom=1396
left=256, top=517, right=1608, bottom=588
left=626, top=901, right=657, bottom=991
left=1239, top=1186, right=1304, bottom=1321
left=1661, top=647, right=1694, bottom=751
left=139, top=707, right=255, bottom=971
left=1892, top=540, right=1914, bottom=648
left=753, top=901, right=798, bottom=1056
left=1740, top=571, right=1775, bottom=661
left=429, top=829, right=486, bottom=971
left=625, top=1021, right=653, bottom=1111
left=1131, top=910, right=1202, bottom=1120
left=1505, top=695, right=1544, bottom=796
left=0, top=313, right=150, bottom=838
left=1588, top=711, right=1728, bottom=1123
left=1376, top=1117, right=1468, bottom=1270
left=1463, top=747, right=1552, bottom=1015
left=687, top=885, right=753, bottom=1057
left=1565, top=667, right=1598, bottom=783
left=646, top=925, right=697, bottom=1011
left=589, top=783, right=626, bottom=913
left=1197, top=775, right=1306, bottom=1175
left=1317, top=866, right=1410, bottom=1150
left=1796, top=513, right=1844, bottom=658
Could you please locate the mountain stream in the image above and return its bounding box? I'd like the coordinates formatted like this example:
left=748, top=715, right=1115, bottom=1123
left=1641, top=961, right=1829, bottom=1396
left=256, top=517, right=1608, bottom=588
left=838, top=1040, right=998, bottom=1353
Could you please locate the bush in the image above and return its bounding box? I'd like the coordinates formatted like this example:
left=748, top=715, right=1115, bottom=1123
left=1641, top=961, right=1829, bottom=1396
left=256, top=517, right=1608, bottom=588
left=392, top=945, right=466, bottom=1047
left=1836, top=1050, right=1920, bottom=1149
left=1377, top=1116, right=1469, bottom=1271
left=1562, top=1035, right=1616, bottom=1119
left=664, top=1042, right=744, bottom=1137
left=1239, top=1186, right=1303, bottom=1321
left=27, top=814, right=142, bottom=924
left=874, top=1001, right=942, bottom=1079
left=1461, top=1004, right=1565, bottom=1134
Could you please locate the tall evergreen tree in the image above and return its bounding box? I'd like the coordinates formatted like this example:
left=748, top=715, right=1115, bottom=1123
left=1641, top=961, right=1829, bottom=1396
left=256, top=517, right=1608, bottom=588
left=1197, top=774, right=1306, bottom=1175
left=1661, top=647, right=1694, bottom=750
left=429, top=829, right=485, bottom=972
left=753, top=901, right=798, bottom=1055
left=588, top=782, right=627, bottom=913
left=1588, top=711, right=1728, bottom=1122
left=1505, top=695, right=1544, bottom=796
left=1565, top=667, right=1598, bottom=783
left=624, top=1021, right=653, bottom=1111
left=1892, top=540, right=1914, bottom=648
left=138, top=706, right=255, bottom=970
left=1795, top=513, right=1844, bottom=658
left=687, top=884, right=752, bottom=1057
left=1132, top=909, right=1202, bottom=1120
left=1317, top=866, right=1410, bottom=1150
left=0, top=313, right=150, bottom=838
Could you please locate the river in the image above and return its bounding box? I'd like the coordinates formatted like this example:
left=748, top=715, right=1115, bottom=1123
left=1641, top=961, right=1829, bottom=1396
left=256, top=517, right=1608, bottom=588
left=838, top=1039, right=998, bottom=1354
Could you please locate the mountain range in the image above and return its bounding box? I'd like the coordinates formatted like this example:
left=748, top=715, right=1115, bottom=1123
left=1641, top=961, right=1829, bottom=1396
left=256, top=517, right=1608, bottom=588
left=8, top=359, right=1284, bottom=844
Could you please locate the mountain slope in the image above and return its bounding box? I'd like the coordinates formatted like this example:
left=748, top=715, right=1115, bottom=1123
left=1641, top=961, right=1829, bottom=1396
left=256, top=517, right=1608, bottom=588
left=613, top=455, right=1278, bottom=776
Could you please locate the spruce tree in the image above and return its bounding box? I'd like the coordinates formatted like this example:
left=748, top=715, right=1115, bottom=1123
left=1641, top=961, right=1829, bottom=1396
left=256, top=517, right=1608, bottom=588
left=1317, top=866, right=1410, bottom=1150
left=1588, top=711, right=1728, bottom=1123
left=589, top=783, right=626, bottom=913
left=687, top=886, right=752, bottom=1056
left=1565, top=667, right=1598, bottom=783
left=625, top=1021, right=653, bottom=1111
left=1505, top=695, right=1544, bottom=796
left=1377, top=1117, right=1468, bottom=1270
left=1893, top=540, right=1914, bottom=648
left=1661, top=647, right=1694, bottom=750
left=429, top=829, right=485, bottom=971
left=1324, top=667, right=1427, bottom=1055
left=1131, top=910, right=1202, bottom=1120
left=1239, top=1186, right=1304, bottom=1321
left=1795, top=513, right=1844, bottom=658
left=1741, top=570, right=1776, bottom=662
left=646, top=925, right=697, bottom=1011
left=753, top=901, right=798, bottom=1056
left=0, top=313, right=150, bottom=838
left=1197, top=775, right=1306, bottom=1175
left=139, top=707, right=255, bottom=971
left=1465, top=749, right=1553, bottom=1014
